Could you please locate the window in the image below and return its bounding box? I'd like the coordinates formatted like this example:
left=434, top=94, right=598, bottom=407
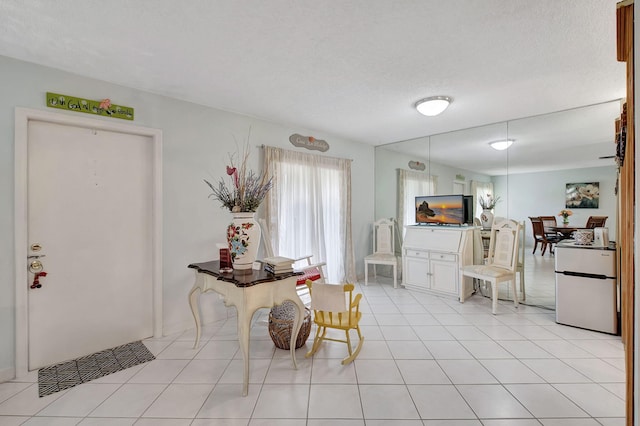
left=397, top=169, right=437, bottom=236
left=471, top=180, right=494, bottom=218
left=263, top=146, right=355, bottom=283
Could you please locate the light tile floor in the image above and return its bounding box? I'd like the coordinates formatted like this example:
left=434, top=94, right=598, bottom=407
left=518, top=247, right=558, bottom=310
left=0, top=275, right=625, bottom=425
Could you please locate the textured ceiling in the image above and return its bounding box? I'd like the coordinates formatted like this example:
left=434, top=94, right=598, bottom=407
left=0, top=0, right=627, bottom=172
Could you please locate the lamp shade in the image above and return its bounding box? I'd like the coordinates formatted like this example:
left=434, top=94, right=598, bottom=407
left=415, top=96, right=452, bottom=116
left=489, top=139, right=514, bottom=151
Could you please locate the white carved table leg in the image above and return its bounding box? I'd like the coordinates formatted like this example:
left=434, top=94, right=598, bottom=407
left=188, top=274, right=204, bottom=349
left=288, top=294, right=304, bottom=369
left=236, top=302, right=251, bottom=396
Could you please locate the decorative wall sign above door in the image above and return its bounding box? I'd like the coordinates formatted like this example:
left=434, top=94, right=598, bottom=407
left=289, top=134, right=329, bottom=152
left=46, top=92, right=134, bottom=120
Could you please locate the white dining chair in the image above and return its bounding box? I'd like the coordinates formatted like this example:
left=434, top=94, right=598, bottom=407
left=364, top=218, right=400, bottom=288
left=460, top=218, right=522, bottom=314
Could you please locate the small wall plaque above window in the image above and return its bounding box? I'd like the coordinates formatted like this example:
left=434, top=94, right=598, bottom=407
left=46, top=92, right=134, bottom=120
left=408, top=161, right=426, bottom=171
left=289, top=134, right=329, bottom=152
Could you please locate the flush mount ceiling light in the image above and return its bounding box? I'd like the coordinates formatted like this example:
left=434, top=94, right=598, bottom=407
left=415, top=96, right=452, bottom=116
left=489, top=139, right=515, bottom=151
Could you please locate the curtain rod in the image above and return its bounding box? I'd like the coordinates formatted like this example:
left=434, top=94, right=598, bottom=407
left=258, top=144, right=353, bottom=162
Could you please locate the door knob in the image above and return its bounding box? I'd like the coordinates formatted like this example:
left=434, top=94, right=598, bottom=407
left=29, top=260, right=43, bottom=273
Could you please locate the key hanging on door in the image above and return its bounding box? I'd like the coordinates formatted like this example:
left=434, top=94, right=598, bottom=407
left=31, top=271, right=48, bottom=289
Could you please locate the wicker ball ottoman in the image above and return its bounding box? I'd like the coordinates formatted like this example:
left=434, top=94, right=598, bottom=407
left=268, top=301, right=311, bottom=350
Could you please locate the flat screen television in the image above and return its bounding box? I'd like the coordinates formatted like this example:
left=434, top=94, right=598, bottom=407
left=462, top=195, right=474, bottom=225
left=415, top=194, right=472, bottom=225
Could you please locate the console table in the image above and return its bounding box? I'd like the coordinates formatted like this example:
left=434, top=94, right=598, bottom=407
left=188, top=261, right=304, bottom=396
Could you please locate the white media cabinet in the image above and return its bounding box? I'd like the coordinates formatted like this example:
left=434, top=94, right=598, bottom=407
left=402, top=225, right=476, bottom=301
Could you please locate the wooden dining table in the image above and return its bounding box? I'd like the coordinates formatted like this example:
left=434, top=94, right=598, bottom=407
left=546, top=225, right=586, bottom=239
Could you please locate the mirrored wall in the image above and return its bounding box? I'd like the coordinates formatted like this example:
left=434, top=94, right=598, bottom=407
left=375, top=100, right=622, bottom=309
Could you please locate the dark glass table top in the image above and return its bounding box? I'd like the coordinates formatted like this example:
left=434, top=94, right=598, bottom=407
left=188, top=260, right=302, bottom=288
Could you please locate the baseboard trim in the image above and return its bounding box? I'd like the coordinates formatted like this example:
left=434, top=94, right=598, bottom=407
left=0, top=367, right=16, bottom=383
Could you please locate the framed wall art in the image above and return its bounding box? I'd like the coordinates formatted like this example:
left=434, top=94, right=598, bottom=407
left=565, top=182, right=600, bottom=208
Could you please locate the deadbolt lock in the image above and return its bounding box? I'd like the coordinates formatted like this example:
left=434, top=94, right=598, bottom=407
left=30, top=243, right=42, bottom=252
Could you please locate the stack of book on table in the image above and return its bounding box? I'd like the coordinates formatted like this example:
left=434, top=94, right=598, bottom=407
left=263, top=256, right=294, bottom=274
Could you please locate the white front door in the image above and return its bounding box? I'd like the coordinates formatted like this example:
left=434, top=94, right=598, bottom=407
left=25, top=118, right=156, bottom=370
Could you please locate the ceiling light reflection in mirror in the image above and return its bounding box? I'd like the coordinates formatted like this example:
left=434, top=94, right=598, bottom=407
left=490, top=139, right=514, bottom=151
left=429, top=122, right=509, bottom=176
left=506, top=100, right=622, bottom=175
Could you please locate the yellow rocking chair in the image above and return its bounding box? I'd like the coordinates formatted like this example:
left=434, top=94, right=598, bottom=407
left=305, top=279, right=364, bottom=365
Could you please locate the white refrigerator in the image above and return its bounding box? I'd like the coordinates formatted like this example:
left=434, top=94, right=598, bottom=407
left=554, top=241, right=618, bottom=334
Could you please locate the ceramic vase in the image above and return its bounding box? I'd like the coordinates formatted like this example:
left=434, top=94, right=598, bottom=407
left=480, top=209, right=494, bottom=229
left=227, top=212, right=261, bottom=270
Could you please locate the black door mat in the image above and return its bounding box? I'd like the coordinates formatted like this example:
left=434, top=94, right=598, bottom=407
left=38, top=340, right=155, bottom=397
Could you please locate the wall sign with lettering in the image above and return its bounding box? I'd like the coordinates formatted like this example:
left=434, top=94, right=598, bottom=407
left=289, top=134, right=329, bottom=152
left=408, top=161, right=426, bottom=171
left=46, top=92, right=134, bottom=120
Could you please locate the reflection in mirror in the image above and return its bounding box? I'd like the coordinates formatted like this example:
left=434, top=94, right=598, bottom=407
left=376, top=122, right=508, bottom=236
left=375, top=99, right=622, bottom=310
left=374, top=135, right=431, bottom=227
left=429, top=122, right=509, bottom=219
left=497, top=100, right=621, bottom=309
left=429, top=122, right=509, bottom=177
left=504, top=101, right=621, bottom=175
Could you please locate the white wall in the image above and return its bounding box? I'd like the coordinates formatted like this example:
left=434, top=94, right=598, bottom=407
left=0, top=55, right=375, bottom=377
left=493, top=166, right=618, bottom=247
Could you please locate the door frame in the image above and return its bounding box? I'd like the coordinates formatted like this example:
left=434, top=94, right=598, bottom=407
left=14, top=107, right=163, bottom=378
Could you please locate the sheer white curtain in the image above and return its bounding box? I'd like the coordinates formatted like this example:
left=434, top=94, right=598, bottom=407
left=263, top=146, right=355, bottom=283
left=471, top=180, right=494, bottom=218
left=397, top=169, right=437, bottom=236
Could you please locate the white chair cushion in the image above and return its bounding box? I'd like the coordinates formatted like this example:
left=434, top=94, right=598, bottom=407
left=462, top=264, right=513, bottom=279
left=364, top=253, right=397, bottom=262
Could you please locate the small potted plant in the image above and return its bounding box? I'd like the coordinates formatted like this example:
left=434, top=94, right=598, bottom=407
left=558, top=209, right=573, bottom=225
